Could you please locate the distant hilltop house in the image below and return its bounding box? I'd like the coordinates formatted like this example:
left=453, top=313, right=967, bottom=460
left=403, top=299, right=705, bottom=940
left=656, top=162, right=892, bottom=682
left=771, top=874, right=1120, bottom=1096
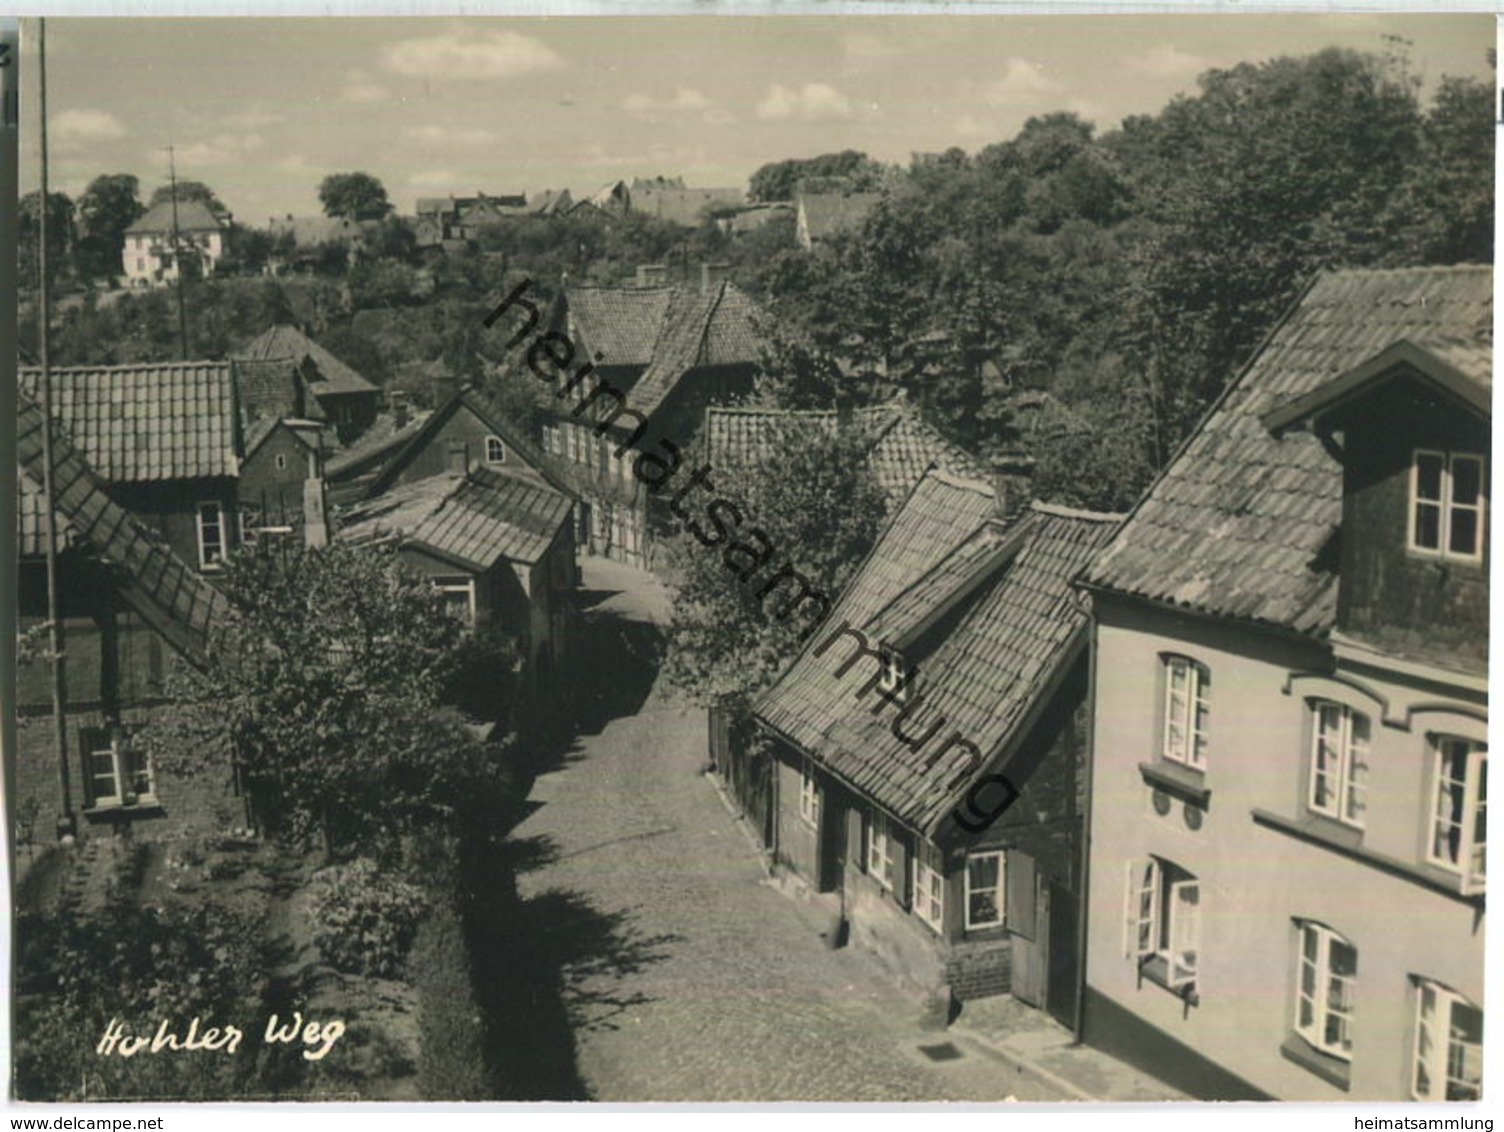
left=123, top=198, right=231, bottom=288
left=631, top=185, right=748, bottom=228
left=796, top=190, right=883, bottom=250
left=414, top=193, right=529, bottom=249
left=266, top=214, right=375, bottom=273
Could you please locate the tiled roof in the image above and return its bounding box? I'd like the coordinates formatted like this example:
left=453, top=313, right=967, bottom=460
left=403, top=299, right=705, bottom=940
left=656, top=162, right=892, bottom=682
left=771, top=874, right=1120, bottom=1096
left=1084, top=265, right=1493, bottom=634
left=17, top=395, right=225, bottom=663
left=756, top=469, right=1121, bottom=835
left=798, top=191, right=883, bottom=243
left=338, top=466, right=572, bottom=569
left=126, top=198, right=227, bottom=235
left=629, top=283, right=763, bottom=418
left=237, top=325, right=379, bottom=398
left=268, top=215, right=370, bottom=247
left=19, top=362, right=240, bottom=483
left=567, top=286, right=677, bottom=368
left=705, top=397, right=986, bottom=502
left=325, top=411, right=433, bottom=479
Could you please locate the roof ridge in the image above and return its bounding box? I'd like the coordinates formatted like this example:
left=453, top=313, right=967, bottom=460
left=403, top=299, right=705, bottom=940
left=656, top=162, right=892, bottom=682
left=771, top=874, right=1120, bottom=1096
left=1029, top=500, right=1127, bottom=523
left=925, top=466, right=994, bottom=496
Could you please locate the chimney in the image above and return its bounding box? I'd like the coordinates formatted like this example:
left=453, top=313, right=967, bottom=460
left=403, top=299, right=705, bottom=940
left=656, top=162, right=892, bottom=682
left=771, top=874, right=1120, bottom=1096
left=700, top=262, right=732, bottom=294
left=303, top=477, right=329, bottom=548
left=447, top=441, right=470, bottom=476
left=990, top=449, right=1035, bottom=521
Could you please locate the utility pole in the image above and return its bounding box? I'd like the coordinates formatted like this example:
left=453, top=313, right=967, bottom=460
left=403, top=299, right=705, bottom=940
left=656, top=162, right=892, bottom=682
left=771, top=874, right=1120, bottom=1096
left=36, top=17, right=73, bottom=838
left=166, top=143, right=189, bottom=359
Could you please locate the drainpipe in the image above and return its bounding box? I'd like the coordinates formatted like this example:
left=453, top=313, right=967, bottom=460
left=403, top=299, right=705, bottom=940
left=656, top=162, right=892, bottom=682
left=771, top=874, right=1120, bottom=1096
left=1071, top=614, right=1098, bottom=1046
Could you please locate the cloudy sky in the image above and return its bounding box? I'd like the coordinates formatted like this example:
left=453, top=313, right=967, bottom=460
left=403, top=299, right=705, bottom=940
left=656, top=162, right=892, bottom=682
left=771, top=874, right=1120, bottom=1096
left=21, top=14, right=1494, bottom=223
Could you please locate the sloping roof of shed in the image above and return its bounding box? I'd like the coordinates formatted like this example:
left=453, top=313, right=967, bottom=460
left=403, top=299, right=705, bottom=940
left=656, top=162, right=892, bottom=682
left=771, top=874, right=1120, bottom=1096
left=237, top=325, right=379, bottom=398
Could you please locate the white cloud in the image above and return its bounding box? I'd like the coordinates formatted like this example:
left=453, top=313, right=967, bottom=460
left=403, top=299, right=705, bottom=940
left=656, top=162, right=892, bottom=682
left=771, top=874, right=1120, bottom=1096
left=981, top=58, right=1064, bottom=104
left=755, top=83, right=852, bottom=122
left=339, top=83, right=391, bottom=104
left=381, top=30, right=562, bottom=81
left=54, top=109, right=126, bottom=144
left=1121, top=44, right=1215, bottom=79
left=404, top=124, right=496, bottom=146
left=623, top=87, right=714, bottom=117
left=169, top=133, right=265, bottom=167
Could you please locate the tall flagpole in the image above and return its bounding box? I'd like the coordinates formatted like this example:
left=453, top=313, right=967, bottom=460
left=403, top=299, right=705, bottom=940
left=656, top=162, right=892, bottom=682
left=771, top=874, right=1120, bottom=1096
left=36, top=17, right=73, bottom=837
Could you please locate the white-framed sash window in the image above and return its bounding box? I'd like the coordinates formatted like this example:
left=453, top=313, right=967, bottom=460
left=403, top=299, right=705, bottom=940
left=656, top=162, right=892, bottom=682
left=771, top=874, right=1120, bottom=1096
left=196, top=501, right=226, bottom=569
left=1124, top=857, right=1199, bottom=993
left=965, top=851, right=1004, bottom=930
left=1162, top=655, right=1209, bottom=769
left=1295, top=921, right=1357, bottom=1061
left=1428, top=737, right=1487, bottom=894
left=1412, top=979, right=1482, bottom=1101
left=1410, top=449, right=1485, bottom=562
left=799, top=758, right=820, bottom=829
left=866, top=810, right=895, bottom=892
left=1308, top=701, right=1370, bottom=828
left=913, top=840, right=945, bottom=931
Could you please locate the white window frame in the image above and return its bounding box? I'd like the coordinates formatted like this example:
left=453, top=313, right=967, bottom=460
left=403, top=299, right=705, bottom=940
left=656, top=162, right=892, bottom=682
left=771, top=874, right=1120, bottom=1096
left=1295, top=921, right=1357, bottom=1061
left=274, top=453, right=288, bottom=471
left=87, top=732, right=155, bottom=806
left=964, top=850, right=1005, bottom=930
left=1123, top=857, right=1199, bottom=993
left=1307, top=701, right=1370, bottom=829
left=196, top=501, right=226, bottom=570
left=866, top=811, right=895, bottom=892
left=1161, top=655, right=1209, bottom=770
left=1427, top=737, right=1487, bottom=895
left=485, top=435, right=506, bottom=464
left=913, top=840, right=945, bottom=932
left=1409, top=449, right=1485, bottom=563
left=434, top=576, right=477, bottom=627
left=1411, top=979, right=1482, bottom=1101
left=798, top=759, right=820, bottom=829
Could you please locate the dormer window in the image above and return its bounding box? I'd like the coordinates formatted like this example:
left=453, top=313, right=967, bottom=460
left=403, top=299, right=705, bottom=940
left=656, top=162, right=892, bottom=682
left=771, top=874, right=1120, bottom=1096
left=1410, top=450, right=1484, bottom=563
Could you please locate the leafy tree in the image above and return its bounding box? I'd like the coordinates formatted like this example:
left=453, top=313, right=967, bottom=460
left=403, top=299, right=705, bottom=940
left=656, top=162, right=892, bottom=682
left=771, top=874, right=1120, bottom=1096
left=19, top=190, right=75, bottom=287
left=660, top=422, right=888, bottom=706
left=319, top=171, right=394, bottom=221
left=148, top=180, right=230, bottom=217
left=141, top=541, right=514, bottom=857
left=749, top=150, right=887, bottom=202
left=74, top=173, right=144, bottom=280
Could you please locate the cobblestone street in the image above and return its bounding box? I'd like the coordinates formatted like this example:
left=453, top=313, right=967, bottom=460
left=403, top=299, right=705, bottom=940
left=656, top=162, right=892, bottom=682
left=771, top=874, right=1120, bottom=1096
left=509, top=559, right=1070, bottom=1102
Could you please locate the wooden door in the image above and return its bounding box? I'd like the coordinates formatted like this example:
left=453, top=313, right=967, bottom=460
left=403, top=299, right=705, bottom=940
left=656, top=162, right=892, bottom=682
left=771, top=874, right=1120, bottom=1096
left=1008, top=852, right=1046, bottom=1007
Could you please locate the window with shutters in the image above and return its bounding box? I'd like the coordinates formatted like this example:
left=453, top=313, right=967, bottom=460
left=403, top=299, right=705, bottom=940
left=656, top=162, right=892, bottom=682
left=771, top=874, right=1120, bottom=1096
left=866, top=810, right=896, bottom=893
left=798, top=758, right=820, bottom=829
left=1123, top=857, right=1199, bottom=997
left=965, top=851, right=1005, bottom=930
left=1411, top=979, right=1482, bottom=1101
left=1427, top=737, right=1486, bottom=894
left=913, top=840, right=945, bottom=932
left=1409, top=450, right=1485, bottom=563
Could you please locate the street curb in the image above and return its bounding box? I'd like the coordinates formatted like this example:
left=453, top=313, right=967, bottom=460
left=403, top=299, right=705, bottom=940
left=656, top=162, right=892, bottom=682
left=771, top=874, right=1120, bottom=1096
left=948, top=1023, right=1099, bottom=1103
left=702, top=769, right=775, bottom=879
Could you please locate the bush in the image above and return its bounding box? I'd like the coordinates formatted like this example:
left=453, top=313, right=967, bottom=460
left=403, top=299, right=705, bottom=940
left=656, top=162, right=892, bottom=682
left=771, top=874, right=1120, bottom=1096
left=408, top=902, right=491, bottom=1100
left=306, top=859, right=429, bottom=978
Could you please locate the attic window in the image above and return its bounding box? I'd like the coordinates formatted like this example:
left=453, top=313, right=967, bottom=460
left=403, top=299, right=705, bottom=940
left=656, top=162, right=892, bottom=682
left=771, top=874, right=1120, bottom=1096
left=1410, top=450, right=1485, bottom=563
left=485, top=435, right=506, bottom=465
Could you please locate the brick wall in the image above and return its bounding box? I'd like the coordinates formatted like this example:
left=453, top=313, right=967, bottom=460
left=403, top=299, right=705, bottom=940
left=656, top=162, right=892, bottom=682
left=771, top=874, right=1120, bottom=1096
left=945, top=939, right=1012, bottom=1002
